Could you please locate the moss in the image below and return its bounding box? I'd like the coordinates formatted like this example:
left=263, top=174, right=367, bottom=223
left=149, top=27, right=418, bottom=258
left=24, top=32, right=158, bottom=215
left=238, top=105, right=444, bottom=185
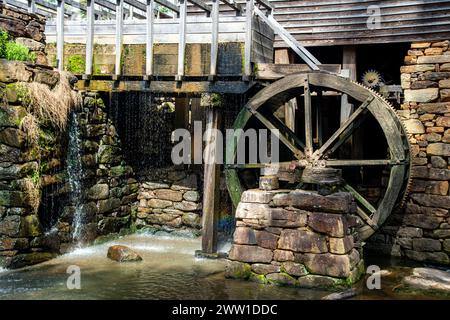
left=211, top=93, right=223, bottom=108
left=67, top=55, right=85, bottom=74
left=249, top=272, right=268, bottom=284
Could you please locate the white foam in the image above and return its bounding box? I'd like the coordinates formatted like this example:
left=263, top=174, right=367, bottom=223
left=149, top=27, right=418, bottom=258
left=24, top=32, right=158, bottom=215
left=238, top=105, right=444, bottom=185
left=0, top=267, right=7, bottom=273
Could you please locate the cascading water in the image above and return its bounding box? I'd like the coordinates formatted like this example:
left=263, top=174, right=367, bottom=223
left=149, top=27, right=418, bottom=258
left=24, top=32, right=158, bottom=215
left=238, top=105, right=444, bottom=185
left=66, top=112, right=85, bottom=244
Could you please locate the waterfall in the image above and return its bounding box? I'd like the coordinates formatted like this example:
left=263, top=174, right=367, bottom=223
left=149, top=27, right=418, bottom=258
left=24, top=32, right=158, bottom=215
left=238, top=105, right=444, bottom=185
left=66, top=112, right=84, bottom=243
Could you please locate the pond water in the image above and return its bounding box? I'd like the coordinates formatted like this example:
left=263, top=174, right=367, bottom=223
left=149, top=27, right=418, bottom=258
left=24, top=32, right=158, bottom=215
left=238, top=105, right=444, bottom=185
left=0, top=234, right=446, bottom=300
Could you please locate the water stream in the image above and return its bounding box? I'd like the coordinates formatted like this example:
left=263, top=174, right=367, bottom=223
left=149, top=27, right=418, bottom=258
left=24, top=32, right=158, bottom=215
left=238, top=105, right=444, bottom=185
left=66, top=112, right=85, bottom=244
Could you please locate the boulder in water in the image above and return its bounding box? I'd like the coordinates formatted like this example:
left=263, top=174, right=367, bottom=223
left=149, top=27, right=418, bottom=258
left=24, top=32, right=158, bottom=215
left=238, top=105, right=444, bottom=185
left=107, top=245, right=142, bottom=262
left=402, top=267, right=450, bottom=294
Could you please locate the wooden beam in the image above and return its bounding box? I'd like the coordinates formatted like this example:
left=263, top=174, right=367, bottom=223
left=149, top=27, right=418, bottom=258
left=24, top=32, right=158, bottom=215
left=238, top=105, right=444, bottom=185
left=220, top=0, right=242, bottom=15
left=255, top=63, right=341, bottom=80
left=115, top=0, right=124, bottom=76
left=340, top=46, right=357, bottom=123
left=56, top=0, right=64, bottom=71
left=254, top=7, right=320, bottom=71
left=189, top=0, right=211, bottom=14
left=209, top=0, right=219, bottom=79
left=303, top=76, right=312, bottom=155
left=202, top=105, right=221, bottom=254
left=176, top=0, right=187, bottom=81
left=145, top=0, right=154, bottom=77
left=243, top=0, right=253, bottom=79
left=85, top=0, right=95, bottom=77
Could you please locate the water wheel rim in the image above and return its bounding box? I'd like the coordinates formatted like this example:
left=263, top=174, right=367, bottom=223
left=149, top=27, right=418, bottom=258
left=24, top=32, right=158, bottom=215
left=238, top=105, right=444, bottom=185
left=225, top=71, right=411, bottom=241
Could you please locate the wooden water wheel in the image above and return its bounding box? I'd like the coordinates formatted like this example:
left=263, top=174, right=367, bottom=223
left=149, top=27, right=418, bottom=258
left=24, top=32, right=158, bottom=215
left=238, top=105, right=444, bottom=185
left=225, top=72, right=411, bottom=241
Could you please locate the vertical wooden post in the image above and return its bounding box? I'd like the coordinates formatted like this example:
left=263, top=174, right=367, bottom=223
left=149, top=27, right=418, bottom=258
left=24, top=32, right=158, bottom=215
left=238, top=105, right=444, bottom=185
left=276, top=48, right=297, bottom=132
left=202, top=103, right=221, bottom=254
left=145, top=0, right=154, bottom=78
left=243, top=0, right=253, bottom=80
left=340, top=46, right=357, bottom=123
left=56, top=0, right=65, bottom=71
left=85, top=0, right=95, bottom=77
left=28, top=0, right=36, bottom=14
left=177, top=0, right=187, bottom=81
left=209, top=0, right=219, bottom=80
left=115, top=0, right=124, bottom=77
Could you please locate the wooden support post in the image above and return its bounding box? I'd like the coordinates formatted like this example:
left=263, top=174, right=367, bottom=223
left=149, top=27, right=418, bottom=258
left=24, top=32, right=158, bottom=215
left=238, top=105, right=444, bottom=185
left=28, top=0, right=36, bottom=13
left=115, top=0, right=124, bottom=77
left=176, top=0, right=187, bottom=81
left=145, top=0, right=154, bottom=78
left=243, top=0, right=253, bottom=80
left=201, top=104, right=221, bottom=254
left=275, top=49, right=297, bottom=132
left=85, top=0, right=95, bottom=77
left=209, top=0, right=219, bottom=80
left=56, top=0, right=64, bottom=71
left=340, top=46, right=357, bottom=123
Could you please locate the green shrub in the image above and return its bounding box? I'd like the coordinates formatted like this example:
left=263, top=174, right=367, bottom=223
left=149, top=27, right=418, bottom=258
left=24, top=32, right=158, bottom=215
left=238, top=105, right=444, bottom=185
left=67, top=55, right=85, bottom=74
left=0, top=30, right=36, bottom=62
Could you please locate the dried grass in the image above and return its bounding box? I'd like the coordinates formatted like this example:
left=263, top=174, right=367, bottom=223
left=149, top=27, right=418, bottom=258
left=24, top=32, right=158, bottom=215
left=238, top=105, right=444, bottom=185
left=22, top=177, right=41, bottom=213
left=19, top=72, right=82, bottom=131
left=20, top=113, right=39, bottom=145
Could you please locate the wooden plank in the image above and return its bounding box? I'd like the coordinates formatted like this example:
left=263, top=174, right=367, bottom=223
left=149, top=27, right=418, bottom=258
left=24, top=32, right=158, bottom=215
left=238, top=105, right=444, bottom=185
left=243, top=0, right=253, bottom=79
left=56, top=0, right=64, bottom=71
left=209, top=0, right=219, bottom=79
left=146, top=0, right=154, bottom=77
left=85, top=0, right=95, bottom=76
left=177, top=0, right=187, bottom=80
left=76, top=79, right=252, bottom=94
left=202, top=107, right=222, bottom=254
left=115, top=0, right=124, bottom=76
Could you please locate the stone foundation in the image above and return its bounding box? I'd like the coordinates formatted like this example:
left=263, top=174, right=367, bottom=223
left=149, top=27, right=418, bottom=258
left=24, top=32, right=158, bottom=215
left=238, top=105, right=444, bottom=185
left=136, top=166, right=202, bottom=235
left=366, top=40, right=450, bottom=265
left=226, top=189, right=364, bottom=289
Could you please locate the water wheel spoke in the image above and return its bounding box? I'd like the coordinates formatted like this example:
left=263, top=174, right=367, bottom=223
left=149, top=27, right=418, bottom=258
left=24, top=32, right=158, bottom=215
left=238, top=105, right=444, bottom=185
left=225, top=162, right=294, bottom=170
left=304, top=77, right=313, bottom=155
left=342, top=183, right=377, bottom=216
left=313, top=96, right=374, bottom=159
left=252, top=110, right=305, bottom=159
left=325, top=159, right=396, bottom=167
left=264, top=111, right=305, bottom=149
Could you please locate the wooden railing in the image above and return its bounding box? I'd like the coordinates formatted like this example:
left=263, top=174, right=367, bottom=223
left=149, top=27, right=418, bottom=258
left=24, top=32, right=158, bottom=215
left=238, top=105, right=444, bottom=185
left=4, top=0, right=321, bottom=80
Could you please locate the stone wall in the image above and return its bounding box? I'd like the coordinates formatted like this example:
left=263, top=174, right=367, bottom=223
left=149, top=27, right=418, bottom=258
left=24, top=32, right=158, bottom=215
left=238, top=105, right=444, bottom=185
left=136, top=166, right=202, bottom=236
left=366, top=40, right=450, bottom=265
left=0, top=59, right=138, bottom=268
left=63, top=92, right=138, bottom=247
left=0, top=4, right=47, bottom=65
left=225, top=189, right=364, bottom=289
left=0, top=61, right=68, bottom=268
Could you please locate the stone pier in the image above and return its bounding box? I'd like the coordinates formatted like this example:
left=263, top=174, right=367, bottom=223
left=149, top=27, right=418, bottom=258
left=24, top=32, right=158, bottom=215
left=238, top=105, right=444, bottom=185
left=225, top=189, right=364, bottom=289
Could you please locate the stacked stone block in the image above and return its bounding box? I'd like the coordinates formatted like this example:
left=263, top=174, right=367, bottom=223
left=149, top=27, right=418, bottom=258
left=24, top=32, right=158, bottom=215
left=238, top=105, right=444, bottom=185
left=367, top=40, right=450, bottom=265
left=0, top=4, right=48, bottom=65
left=226, top=189, right=364, bottom=289
left=136, top=167, right=202, bottom=235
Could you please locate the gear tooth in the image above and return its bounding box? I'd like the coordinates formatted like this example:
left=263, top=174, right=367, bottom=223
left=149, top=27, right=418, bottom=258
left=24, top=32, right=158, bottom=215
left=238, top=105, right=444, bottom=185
left=350, top=79, right=413, bottom=211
